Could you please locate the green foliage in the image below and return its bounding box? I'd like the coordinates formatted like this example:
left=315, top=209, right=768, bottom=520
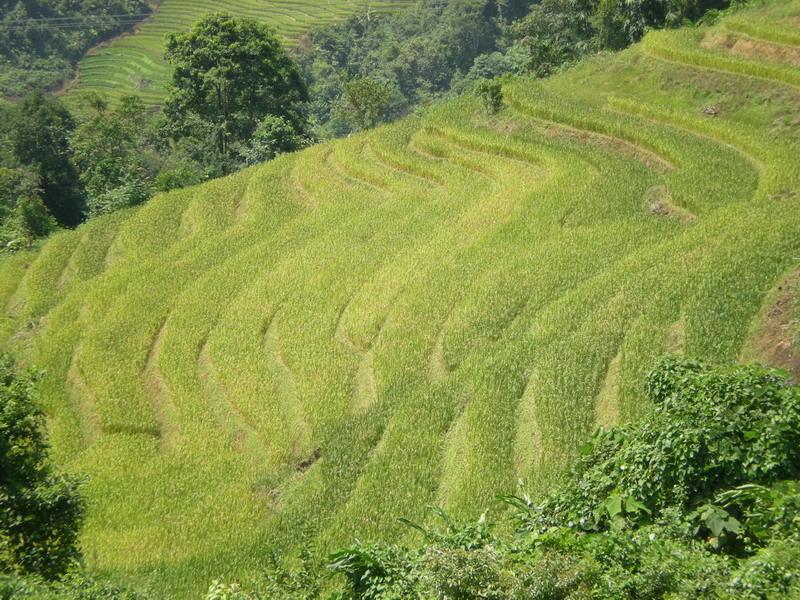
left=151, top=152, right=207, bottom=193
left=593, top=0, right=665, bottom=50
left=457, top=45, right=530, bottom=83
left=321, top=509, right=729, bottom=598
left=0, top=0, right=149, bottom=98
left=509, top=0, right=734, bottom=77
left=311, top=360, right=800, bottom=598
left=723, top=538, right=800, bottom=598
left=592, top=0, right=730, bottom=50
left=11, top=91, right=85, bottom=227
left=62, top=1, right=414, bottom=107
left=475, top=78, right=504, bottom=114
left=4, top=1, right=800, bottom=595
left=299, top=0, right=513, bottom=137
left=0, top=571, right=152, bottom=599
left=70, top=95, right=159, bottom=217
left=330, top=543, right=416, bottom=599
left=336, top=78, right=395, bottom=132
left=163, top=13, right=309, bottom=174
left=203, top=580, right=255, bottom=600
left=239, top=115, right=310, bottom=166
left=511, top=0, right=597, bottom=76
left=0, top=167, right=56, bottom=249
left=716, top=481, right=800, bottom=551
left=0, top=353, right=84, bottom=579
left=515, top=359, right=800, bottom=535
left=256, top=550, right=323, bottom=600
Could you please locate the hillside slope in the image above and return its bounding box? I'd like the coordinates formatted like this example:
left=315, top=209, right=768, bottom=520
left=67, top=0, right=413, bottom=105
left=2, top=1, right=800, bottom=595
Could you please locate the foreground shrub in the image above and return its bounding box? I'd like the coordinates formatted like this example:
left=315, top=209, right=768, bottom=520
left=514, top=358, right=800, bottom=538
left=0, top=571, right=151, bottom=600
left=0, top=354, right=84, bottom=579
left=316, top=358, right=800, bottom=599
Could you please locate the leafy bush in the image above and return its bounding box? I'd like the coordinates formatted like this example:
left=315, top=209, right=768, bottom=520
left=0, top=167, right=56, bottom=250
left=0, top=354, right=84, bottom=579
left=86, top=179, right=151, bottom=218
left=516, top=358, right=800, bottom=536
left=0, top=571, right=151, bottom=599
left=239, top=115, right=310, bottom=165
left=723, top=538, right=800, bottom=599
left=204, top=580, right=256, bottom=600
left=263, top=358, right=800, bottom=599
left=70, top=95, right=160, bottom=217
left=334, top=78, right=397, bottom=132
left=475, top=79, right=504, bottom=114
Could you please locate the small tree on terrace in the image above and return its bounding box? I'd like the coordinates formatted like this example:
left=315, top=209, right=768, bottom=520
left=163, top=13, right=309, bottom=174
left=336, top=76, right=394, bottom=132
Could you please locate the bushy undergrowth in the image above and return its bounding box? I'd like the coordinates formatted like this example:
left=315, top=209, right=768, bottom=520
left=241, top=359, right=800, bottom=599
left=0, top=354, right=84, bottom=579
left=0, top=572, right=151, bottom=600
left=520, top=357, right=800, bottom=538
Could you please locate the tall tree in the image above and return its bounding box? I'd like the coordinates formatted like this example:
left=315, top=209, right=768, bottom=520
left=11, top=91, right=85, bottom=227
left=163, top=13, right=309, bottom=174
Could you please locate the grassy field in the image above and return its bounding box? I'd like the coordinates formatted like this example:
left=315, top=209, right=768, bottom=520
left=66, top=0, right=413, bottom=106
left=3, top=0, right=800, bottom=596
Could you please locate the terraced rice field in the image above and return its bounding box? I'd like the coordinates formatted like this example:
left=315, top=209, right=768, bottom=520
left=4, top=1, right=800, bottom=596
left=67, top=0, right=413, bottom=106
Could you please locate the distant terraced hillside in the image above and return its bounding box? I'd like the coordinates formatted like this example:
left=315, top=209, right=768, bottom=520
left=67, top=0, right=413, bottom=105
left=3, top=0, right=800, bottom=597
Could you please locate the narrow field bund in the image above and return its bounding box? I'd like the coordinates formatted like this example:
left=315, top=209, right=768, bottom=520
left=2, top=1, right=800, bottom=596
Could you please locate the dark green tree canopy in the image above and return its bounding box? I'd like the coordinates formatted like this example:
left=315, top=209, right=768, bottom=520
left=11, top=91, right=85, bottom=227
left=163, top=13, right=308, bottom=172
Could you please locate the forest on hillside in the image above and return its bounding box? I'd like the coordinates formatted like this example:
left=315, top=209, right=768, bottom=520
left=0, top=0, right=150, bottom=96
left=0, top=0, right=732, bottom=249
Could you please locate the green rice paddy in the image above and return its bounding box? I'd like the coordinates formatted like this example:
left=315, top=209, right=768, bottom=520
left=4, top=1, right=800, bottom=595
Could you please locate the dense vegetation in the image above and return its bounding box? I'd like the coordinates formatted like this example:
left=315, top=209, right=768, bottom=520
left=316, top=359, right=800, bottom=599
left=0, top=353, right=83, bottom=580
left=0, top=0, right=149, bottom=97
left=3, top=361, right=800, bottom=598
left=0, top=0, right=799, bottom=596
left=0, top=353, right=154, bottom=599
left=64, top=0, right=414, bottom=106
left=0, top=0, right=796, bottom=594
left=296, top=0, right=734, bottom=137
left=0, top=0, right=740, bottom=246
left=296, top=0, right=531, bottom=138
left=0, top=13, right=312, bottom=240
left=162, top=13, right=310, bottom=175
